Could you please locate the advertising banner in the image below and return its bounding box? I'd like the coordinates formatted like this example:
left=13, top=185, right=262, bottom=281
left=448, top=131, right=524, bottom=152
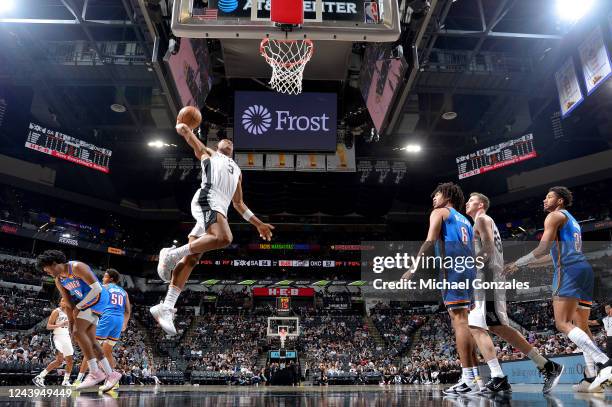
left=296, top=154, right=326, bottom=171
left=265, top=153, right=295, bottom=171
left=234, top=91, right=337, bottom=152
left=253, top=287, right=315, bottom=297
left=234, top=152, right=264, bottom=170
left=326, top=143, right=356, bottom=172
left=479, top=355, right=586, bottom=384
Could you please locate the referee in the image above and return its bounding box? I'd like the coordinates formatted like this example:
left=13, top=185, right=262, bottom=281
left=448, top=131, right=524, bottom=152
left=591, top=304, right=612, bottom=358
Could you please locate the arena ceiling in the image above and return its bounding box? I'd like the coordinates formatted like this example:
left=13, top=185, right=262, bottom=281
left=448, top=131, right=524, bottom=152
left=0, top=0, right=610, bottom=218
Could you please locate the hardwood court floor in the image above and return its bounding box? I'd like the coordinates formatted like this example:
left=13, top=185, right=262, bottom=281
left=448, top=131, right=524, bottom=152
left=0, top=384, right=610, bottom=406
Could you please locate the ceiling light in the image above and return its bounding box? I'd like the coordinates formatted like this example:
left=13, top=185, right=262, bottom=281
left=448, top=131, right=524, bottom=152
left=403, top=144, right=422, bottom=153
left=110, top=87, right=127, bottom=113
left=556, top=0, right=595, bottom=23
left=442, top=93, right=457, bottom=120
left=148, top=140, right=165, bottom=148
left=110, top=103, right=126, bottom=113
left=0, top=0, right=14, bottom=13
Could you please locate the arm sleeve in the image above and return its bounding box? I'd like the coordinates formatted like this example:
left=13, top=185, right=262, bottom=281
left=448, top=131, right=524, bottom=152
left=76, top=281, right=102, bottom=310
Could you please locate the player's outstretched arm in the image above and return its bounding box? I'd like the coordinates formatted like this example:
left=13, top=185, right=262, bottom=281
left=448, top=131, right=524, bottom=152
left=232, top=175, right=275, bottom=241
left=526, top=254, right=552, bottom=268
left=504, top=211, right=564, bottom=275
left=175, top=123, right=214, bottom=160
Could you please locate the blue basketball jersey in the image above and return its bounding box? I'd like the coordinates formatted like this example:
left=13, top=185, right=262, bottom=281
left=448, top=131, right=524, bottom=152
left=436, top=207, right=475, bottom=260
left=105, top=283, right=128, bottom=316
left=59, top=261, right=109, bottom=313
left=550, top=209, right=587, bottom=270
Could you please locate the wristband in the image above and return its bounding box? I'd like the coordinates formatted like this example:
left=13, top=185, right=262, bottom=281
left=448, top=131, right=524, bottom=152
left=242, top=209, right=254, bottom=222
left=515, top=252, right=536, bottom=267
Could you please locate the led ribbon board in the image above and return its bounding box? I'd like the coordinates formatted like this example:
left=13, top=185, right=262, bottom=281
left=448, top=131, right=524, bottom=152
left=25, top=122, right=111, bottom=173
left=456, top=134, right=536, bottom=180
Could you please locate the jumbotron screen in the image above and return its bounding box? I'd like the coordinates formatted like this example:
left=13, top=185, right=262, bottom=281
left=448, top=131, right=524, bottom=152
left=456, top=134, right=537, bottom=179
left=25, top=122, right=112, bottom=173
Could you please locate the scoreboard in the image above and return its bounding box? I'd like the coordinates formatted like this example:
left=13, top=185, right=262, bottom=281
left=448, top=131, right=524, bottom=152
left=456, top=134, right=536, bottom=180
left=25, top=122, right=111, bottom=173
left=276, top=296, right=291, bottom=313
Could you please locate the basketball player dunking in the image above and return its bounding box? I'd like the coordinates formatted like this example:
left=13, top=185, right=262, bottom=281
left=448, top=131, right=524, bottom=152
left=151, top=123, right=274, bottom=335
left=505, top=186, right=612, bottom=392
left=32, top=299, right=74, bottom=387
left=402, top=183, right=479, bottom=394
left=465, top=192, right=563, bottom=394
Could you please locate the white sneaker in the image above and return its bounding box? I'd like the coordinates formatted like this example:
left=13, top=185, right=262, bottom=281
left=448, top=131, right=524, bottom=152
left=61, top=379, right=71, bottom=387
left=446, top=380, right=480, bottom=395
left=150, top=302, right=177, bottom=335
left=32, top=375, right=45, bottom=388
left=99, top=371, right=122, bottom=393
left=573, top=376, right=603, bottom=393
left=589, top=364, right=612, bottom=392
left=76, top=369, right=106, bottom=390
left=467, top=379, right=483, bottom=394
left=157, top=247, right=179, bottom=283
left=443, top=380, right=465, bottom=395
left=473, top=377, right=486, bottom=394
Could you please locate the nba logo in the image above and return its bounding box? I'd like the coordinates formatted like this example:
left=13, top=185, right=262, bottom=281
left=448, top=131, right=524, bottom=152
left=364, top=2, right=380, bottom=24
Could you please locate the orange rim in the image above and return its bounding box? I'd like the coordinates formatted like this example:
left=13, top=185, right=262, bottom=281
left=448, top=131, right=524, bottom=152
left=260, top=38, right=314, bottom=69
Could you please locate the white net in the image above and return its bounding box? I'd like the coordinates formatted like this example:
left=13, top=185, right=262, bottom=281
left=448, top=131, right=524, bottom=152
left=260, top=38, right=314, bottom=95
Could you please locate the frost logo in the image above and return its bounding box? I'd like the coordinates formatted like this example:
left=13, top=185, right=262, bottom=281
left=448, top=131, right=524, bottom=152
left=242, top=105, right=272, bottom=135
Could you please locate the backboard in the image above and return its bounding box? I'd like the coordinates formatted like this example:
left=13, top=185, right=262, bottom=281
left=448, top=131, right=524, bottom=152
left=171, top=0, right=400, bottom=42
left=267, top=316, right=300, bottom=338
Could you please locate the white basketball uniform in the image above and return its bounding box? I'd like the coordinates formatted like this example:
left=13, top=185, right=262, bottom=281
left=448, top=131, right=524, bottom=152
left=603, top=316, right=612, bottom=337
left=52, top=308, right=74, bottom=356
left=189, top=152, right=241, bottom=237
left=468, top=214, right=510, bottom=330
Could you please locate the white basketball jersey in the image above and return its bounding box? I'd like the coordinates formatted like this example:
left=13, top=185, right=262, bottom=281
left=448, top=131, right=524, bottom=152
left=475, top=214, right=504, bottom=273
left=54, top=308, right=70, bottom=336
left=603, top=316, right=612, bottom=336
left=200, top=152, right=241, bottom=216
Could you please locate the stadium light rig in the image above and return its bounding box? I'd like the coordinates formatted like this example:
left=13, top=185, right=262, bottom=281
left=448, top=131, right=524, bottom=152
left=0, top=0, right=13, bottom=13
left=556, top=0, right=595, bottom=23
left=394, top=144, right=422, bottom=153
left=148, top=140, right=176, bottom=149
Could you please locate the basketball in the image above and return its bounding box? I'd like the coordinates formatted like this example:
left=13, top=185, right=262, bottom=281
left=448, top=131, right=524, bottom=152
left=177, top=106, right=202, bottom=130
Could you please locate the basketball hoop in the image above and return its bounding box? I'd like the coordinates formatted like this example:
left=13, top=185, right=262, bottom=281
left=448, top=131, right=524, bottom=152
left=260, top=38, right=314, bottom=95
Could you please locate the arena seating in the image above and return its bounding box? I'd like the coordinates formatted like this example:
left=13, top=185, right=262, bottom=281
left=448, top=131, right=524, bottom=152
left=0, top=249, right=609, bottom=386
left=0, top=257, right=41, bottom=287
left=370, top=307, right=426, bottom=358
left=0, top=286, right=51, bottom=330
